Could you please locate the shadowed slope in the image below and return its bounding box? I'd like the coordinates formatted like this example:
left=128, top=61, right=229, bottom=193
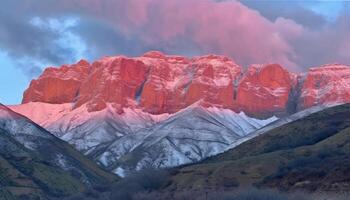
left=0, top=104, right=117, bottom=199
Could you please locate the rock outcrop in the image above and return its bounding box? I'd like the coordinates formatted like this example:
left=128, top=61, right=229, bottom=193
left=236, top=64, right=296, bottom=117
left=22, top=60, right=90, bottom=104
left=298, top=64, right=350, bottom=110
left=22, top=52, right=350, bottom=117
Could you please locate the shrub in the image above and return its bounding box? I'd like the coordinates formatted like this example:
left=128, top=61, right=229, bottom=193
left=92, top=183, right=111, bottom=193
left=211, top=188, right=310, bottom=200
left=109, top=168, right=170, bottom=200
left=229, top=188, right=288, bottom=200
left=133, top=188, right=311, bottom=200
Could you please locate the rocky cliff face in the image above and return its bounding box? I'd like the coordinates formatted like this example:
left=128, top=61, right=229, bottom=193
left=298, top=64, right=350, bottom=110
left=75, top=57, right=150, bottom=112
left=235, top=64, right=297, bottom=117
left=22, top=51, right=350, bottom=117
left=23, top=60, right=90, bottom=104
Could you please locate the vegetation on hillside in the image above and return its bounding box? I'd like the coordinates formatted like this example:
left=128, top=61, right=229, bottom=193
left=164, top=104, right=350, bottom=193
left=0, top=127, right=117, bottom=200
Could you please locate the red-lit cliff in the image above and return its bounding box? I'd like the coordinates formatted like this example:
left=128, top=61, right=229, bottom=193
left=22, top=51, right=350, bottom=117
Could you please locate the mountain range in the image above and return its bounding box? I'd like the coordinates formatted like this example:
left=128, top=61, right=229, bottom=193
left=9, top=51, right=350, bottom=176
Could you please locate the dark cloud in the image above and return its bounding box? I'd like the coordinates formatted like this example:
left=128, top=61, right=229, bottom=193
left=0, top=13, right=54, bottom=74
left=0, top=1, right=81, bottom=77
left=70, top=18, right=146, bottom=60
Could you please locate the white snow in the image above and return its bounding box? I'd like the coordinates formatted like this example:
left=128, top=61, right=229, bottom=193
left=213, top=77, right=231, bottom=87
left=114, top=167, right=126, bottom=177
left=10, top=102, right=73, bottom=128
left=94, top=105, right=277, bottom=172
left=0, top=105, right=53, bottom=139
left=9, top=102, right=278, bottom=174
left=10, top=102, right=173, bottom=153
left=241, top=82, right=289, bottom=97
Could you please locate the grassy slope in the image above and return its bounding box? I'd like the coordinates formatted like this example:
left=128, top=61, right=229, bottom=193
left=166, top=104, right=350, bottom=192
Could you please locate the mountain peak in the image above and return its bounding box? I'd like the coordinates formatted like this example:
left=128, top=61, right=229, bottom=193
left=76, top=59, right=90, bottom=66
left=142, top=50, right=166, bottom=58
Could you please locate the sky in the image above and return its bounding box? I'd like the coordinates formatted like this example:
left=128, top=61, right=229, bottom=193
left=0, top=0, right=350, bottom=104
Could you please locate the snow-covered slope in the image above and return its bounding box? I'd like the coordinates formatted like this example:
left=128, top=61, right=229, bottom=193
left=0, top=103, right=55, bottom=150
left=0, top=103, right=115, bottom=187
left=10, top=102, right=276, bottom=176
left=97, top=106, right=276, bottom=176
left=11, top=102, right=170, bottom=153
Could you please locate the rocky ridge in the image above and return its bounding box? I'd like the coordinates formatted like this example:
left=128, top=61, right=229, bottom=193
left=23, top=51, right=350, bottom=118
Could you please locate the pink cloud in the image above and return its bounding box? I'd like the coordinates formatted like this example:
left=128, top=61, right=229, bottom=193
left=102, top=0, right=304, bottom=70
left=23, top=0, right=308, bottom=71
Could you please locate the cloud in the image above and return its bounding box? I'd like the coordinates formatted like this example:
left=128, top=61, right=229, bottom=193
left=135, top=0, right=301, bottom=69
left=240, top=0, right=350, bottom=69
left=0, top=5, right=85, bottom=77
left=293, top=11, right=350, bottom=68
left=15, top=0, right=303, bottom=69
left=239, top=0, right=328, bottom=29
left=1, top=0, right=350, bottom=77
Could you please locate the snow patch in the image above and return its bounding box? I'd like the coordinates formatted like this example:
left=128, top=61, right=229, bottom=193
left=114, top=167, right=126, bottom=177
